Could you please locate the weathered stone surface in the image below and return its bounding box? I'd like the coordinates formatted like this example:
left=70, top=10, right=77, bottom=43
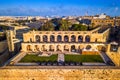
left=0, top=68, right=120, bottom=80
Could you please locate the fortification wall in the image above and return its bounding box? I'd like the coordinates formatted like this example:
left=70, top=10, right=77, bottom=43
left=0, top=66, right=120, bottom=80
left=0, top=41, right=10, bottom=66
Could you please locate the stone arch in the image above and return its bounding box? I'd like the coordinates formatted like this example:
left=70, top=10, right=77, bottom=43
left=36, top=35, right=40, bottom=42
left=27, top=45, right=32, bottom=51
left=64, top=35, right=69, bottom=42
left=50, top=35, right=55, bottom=42
left=86, top=45, right=92, bottom=50
left=101, top=46, right=106, bottom=52
left=35, top=45, right=39, bottom=51
left=85, top=35, right=90, bottom=42
left=30, top=38, right=32, bottom=42
left=64, top=45, right=69, bottom=51
left=78, top=45, right=82, bottom=53
left=71, top=45, right=76, bottom=52
left=78, top=35, right=83, bottom=42
left=71, top=35, right=76, bottom=42
left=49, top=45, right=54, bottom=51
left=57, top=35, right=62, bottom=42
left=42, top=45, right=47, bottom=51
left=57, top=45, right=61, bottom=51
left=43, top=35, right=48, bottom=42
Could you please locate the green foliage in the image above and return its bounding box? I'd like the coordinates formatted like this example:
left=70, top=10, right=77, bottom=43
left=59, top=20, right=71, bottom=31
left=40, top=21, right=55, bottom=31
left=65, top=54, right=104, bottom=62
left=20, top=54, right=58, bottom=62
left=71, top=24, right=88, bottom=31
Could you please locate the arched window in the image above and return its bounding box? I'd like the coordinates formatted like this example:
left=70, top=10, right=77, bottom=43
left=57, top=35, right=62, bottom=42
left=71, top=35, right=76, bottom=42
left=42, top=45, right=47, bottom=51
left=57, top=45, right=61, bottom=51
left=50, top=35, right=55, bottom=42
left=49, top=45, right=54, bottom=51
left=64, top=45, right=69, bottom=51
left=78, top=36, right=83, bottom=42
left=27, top=45, right=32, bottom=51
left=85, top=35, right=90, bottom=42
left=86, top=45, right=92, bottom=50
left=71, top=45, right=76, bottom=52
left=43, top=35, right=48, bottom=42
left=36, top=35, right=40, bottom=42
left=64, top=35, right=69, bottom=42
left=35, top=45, right=39, bottom=51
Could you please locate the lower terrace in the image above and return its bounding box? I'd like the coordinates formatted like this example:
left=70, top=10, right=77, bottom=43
left=8, top=51, right=114, bottom=66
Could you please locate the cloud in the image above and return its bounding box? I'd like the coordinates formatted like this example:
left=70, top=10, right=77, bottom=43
left=0, top=5, right=120, bottom=16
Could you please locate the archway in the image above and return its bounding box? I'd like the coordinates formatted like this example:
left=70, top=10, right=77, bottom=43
left=57, top=45, right=61, bottom=51
left=101, top=46, right=106, bottom=52
left=78, top=46, right=81, bottom=53
left=86, top=45, right=92, bottom=50
left=27, top=45, right=32, bottom=51
left=71, top=35, right=76, bottom=42
left=57, top=35, right=62, bottom=42
left=43, top=35, right=48, bottom=42
left=64, top=35, right=69, bottom=42
left=30, top=38, right=32, bottom=42
left=85, top=35, right=90, bottom=42
left=36, top=35, right=40, bottom=42
left=42, top=45, right=47, bottom=51
left=78, top=36, right=83, bottom=42
left=64, top=45, right=69, bottom=51
left=35, top=45, right=39, bottom=51
left=71, top=45, right=76, bottom=52
left=50, top=35, right=55, bottom=42
left=49, top=45, right=54, bottom=51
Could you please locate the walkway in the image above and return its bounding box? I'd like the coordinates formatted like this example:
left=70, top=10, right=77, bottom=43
left=58, top=54, right=64, bottom=63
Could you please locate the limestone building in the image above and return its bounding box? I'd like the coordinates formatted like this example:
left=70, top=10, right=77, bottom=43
left=91, top=19, right=114, bottom=27
left=21, top=27, right=110, bottom=55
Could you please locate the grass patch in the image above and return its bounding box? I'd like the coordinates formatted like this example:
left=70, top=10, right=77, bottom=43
left=19, top=54, right=58, bottom=63
left=65, top=54, right=104, bottom=63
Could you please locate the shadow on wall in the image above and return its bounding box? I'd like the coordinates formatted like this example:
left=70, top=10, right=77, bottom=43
left=0, top=41, right=10, bottom=66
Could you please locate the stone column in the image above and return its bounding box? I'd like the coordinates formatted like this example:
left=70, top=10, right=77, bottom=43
left=47, top=35, right=50, bottom=42
left=62, top=35, right=64, bottom=42
left=76, top=35, right=78, bottom=42
left=61, top=45, right=64, bottom=52
left=46, top=45, right=49, bottom=51
left=54, top=45, right=57, bottom=52
left=41, top=35, right=43, bottom=42
left=39, top=45, right=41, bottom=52
left=107, top=44, right=111, bottom=53
left=83, top=36, right=86, bottom=42
left=32, top=45, right=35, bottom=52
left=55, top=35, right=57, bottom=42
left=69, top=36, right=71, bottom=42
left=68, top=45, right=71, bottom=53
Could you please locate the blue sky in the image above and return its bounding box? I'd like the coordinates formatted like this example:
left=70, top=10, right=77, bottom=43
left=0, top=0, right=120, bottom=16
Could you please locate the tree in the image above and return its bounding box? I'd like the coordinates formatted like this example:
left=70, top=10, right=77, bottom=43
left=71, top=24, right=88, bottom=31
left=59, top=20, right=71, bottom=31
left=40, top=21, right=54, bottom=31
